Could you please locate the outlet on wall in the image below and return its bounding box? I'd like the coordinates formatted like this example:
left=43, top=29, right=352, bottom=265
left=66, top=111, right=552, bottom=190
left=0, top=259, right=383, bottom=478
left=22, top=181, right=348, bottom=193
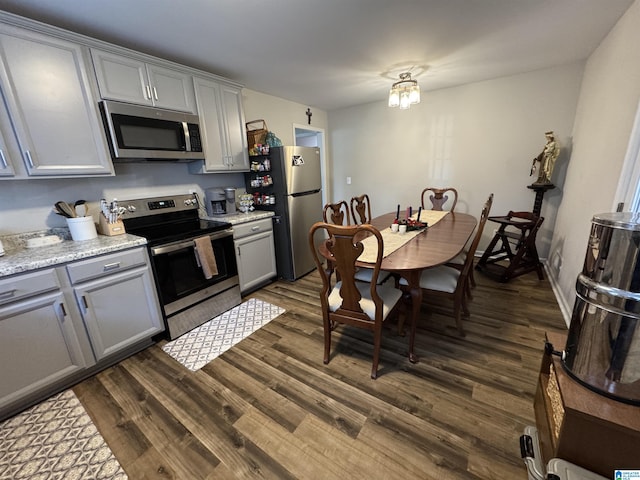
left=346, top=176, right=352, bottom=185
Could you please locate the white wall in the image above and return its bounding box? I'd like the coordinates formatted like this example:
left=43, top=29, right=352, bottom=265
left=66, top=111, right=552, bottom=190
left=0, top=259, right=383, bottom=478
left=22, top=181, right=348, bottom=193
left=328, top=63, right=584, bottom=258
left=549, top=0, right=640, bottom=321
left=0, top=88, right=328, bottom=234
left=242, top=90, right=328, bottom=148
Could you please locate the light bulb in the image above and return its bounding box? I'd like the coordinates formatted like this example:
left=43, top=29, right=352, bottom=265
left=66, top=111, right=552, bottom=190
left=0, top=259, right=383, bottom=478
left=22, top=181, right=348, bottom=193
left=399, top=89, right=411, bottom=109
left=409, top=84, right=420, bottom=104
left=388, top=88, right=399, bottom=107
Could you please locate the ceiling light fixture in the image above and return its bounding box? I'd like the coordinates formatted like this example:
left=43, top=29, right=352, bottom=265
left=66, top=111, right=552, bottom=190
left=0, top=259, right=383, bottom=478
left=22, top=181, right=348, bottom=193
left=388, top=72, right=420, bottom=109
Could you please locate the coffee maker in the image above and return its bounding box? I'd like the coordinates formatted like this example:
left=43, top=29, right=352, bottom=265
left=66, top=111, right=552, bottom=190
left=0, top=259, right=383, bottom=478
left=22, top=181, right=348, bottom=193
left=205, top=187, right=236, bottom=216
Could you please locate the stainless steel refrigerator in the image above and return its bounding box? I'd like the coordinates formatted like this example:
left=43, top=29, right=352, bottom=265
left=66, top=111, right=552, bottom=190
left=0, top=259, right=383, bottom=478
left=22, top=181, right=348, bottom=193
left=249, top=145, right=322, bottom=280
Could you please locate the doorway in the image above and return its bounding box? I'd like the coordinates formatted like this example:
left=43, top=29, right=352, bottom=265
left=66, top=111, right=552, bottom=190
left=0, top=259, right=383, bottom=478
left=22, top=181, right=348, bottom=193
left=294, top=124, right=328, bottom=206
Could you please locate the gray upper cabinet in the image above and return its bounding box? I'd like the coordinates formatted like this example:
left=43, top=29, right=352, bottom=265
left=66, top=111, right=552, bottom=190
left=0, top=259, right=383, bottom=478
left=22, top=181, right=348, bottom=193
left=91, top=48, right=197, bottom=113
left=189, top=77, right=249, bottom=173
left=0, top=24, right=114, bottom=177
left=0, top=98, right=18, bottom=177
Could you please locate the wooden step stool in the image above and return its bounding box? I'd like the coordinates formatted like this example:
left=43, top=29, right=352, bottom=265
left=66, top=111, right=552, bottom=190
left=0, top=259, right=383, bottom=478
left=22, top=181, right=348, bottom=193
left=475, top=211, right=544, bottom=282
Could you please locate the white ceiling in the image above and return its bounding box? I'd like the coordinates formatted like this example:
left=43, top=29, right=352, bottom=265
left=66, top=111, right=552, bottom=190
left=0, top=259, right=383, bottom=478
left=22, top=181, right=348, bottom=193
left=0, top=0, right=634, bottom=111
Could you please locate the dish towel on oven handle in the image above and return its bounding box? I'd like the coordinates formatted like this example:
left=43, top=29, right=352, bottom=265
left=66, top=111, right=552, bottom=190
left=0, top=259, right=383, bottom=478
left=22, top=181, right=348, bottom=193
left=194, top=235, right=218, bottom=279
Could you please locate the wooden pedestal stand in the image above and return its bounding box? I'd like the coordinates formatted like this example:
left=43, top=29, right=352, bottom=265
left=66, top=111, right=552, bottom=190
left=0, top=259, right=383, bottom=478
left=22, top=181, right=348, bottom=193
left=534, top=331, right=640, bottom=477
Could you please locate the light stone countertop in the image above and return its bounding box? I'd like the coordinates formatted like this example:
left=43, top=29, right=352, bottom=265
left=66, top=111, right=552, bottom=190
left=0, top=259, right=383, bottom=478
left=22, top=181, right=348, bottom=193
left=0, top=228, right=147, bottom=278
left=0, top=211, right=275, bottom=278
left=204, top=210, right=275, bottom=225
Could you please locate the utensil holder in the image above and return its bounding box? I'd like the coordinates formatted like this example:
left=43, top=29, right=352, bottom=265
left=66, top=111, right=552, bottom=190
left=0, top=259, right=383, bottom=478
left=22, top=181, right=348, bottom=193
left=98, top=215, right=125, bottom=236
left=66, top=216, right=98, bottom=241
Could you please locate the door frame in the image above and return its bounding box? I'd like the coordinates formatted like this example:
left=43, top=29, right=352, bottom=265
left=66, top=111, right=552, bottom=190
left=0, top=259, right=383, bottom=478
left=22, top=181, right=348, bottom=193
left=293, top=123, right=329, bottom=207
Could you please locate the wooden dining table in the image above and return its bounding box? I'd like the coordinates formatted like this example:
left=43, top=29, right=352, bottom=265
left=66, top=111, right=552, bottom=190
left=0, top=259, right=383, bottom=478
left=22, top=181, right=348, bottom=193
left=323, top=211, right=477, bottom=363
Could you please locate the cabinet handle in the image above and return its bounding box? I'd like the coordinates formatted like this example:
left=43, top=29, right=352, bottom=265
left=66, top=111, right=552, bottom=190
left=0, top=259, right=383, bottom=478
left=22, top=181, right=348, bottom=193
left=0, top=149, right=7, bottom=168
left=152, top=86, right=158, bottom=101
left=82, top=296, right=89, bottom=309
left=251, top=226, right=260, bottom=232
left=237, top=246, right=241, bottom=256
left=0, top=289, right=16, bottom=300
left=60, top=302, right=67, bottom=317
left=146, top=85, right=152, bottom=100
left=103, top=262, right=121, bottom=272
left=25, top=151, right=34, bottom=168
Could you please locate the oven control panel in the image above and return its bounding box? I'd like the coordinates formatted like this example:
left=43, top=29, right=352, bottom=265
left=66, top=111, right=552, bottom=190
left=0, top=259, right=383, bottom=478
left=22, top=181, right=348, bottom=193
left=120, top=194, right=198, bottom=219
left=148, top=200, right=176, bottom=210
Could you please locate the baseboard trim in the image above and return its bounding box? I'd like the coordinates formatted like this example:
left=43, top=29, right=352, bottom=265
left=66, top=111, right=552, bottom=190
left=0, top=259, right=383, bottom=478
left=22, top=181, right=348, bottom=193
left=542, top=261, right=572, bottom=328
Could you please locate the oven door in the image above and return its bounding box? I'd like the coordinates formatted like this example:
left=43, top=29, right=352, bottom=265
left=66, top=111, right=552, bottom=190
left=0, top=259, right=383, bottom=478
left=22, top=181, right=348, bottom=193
left=149, top=229, right=238, bottom=316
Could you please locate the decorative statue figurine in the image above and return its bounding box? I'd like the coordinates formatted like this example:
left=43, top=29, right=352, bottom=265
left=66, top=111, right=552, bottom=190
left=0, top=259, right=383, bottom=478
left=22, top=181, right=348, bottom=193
left=530, top=131, right=560, bottom=185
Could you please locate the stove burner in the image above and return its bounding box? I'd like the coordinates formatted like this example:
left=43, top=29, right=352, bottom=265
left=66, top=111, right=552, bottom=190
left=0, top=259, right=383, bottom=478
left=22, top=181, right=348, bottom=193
left=127, top=218, right=232, bottom=246
left=120, top=193, right=231, bottom=244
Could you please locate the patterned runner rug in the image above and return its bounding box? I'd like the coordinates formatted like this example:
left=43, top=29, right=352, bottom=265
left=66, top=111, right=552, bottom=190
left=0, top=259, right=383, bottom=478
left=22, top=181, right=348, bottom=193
left=162, top=298, right=285, bottom=371
left=0, top=389, right=127, bottom=480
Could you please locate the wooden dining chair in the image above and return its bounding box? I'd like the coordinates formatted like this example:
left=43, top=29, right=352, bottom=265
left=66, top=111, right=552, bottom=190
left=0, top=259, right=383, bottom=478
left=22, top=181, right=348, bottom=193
left=421, top=187, right=458, bottom=212
left=401, top=193, right=493, bottom=336
left=350, top=194, right=372, bottom=224
left=308, top=222, right=404, bottom=379
left=323, top=201, right=351, bottom=225
left=350, top=194, right=393, bottom=284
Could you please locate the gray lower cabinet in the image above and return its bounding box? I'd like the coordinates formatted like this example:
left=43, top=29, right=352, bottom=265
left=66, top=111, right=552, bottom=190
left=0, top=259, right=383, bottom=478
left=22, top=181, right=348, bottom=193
left=0, top=247, right=163, bottom=420
left=68, top=250, right=164, bottom=361
left=233, top=218, right=277, bottom=293
left=0, top=23, right=114, bottom=177
left=0, top=269, right=90, bottom=418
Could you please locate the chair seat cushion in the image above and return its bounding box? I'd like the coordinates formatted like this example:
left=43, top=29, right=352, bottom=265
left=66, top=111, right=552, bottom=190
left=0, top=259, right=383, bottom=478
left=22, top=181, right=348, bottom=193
left=353, top=268, right=392, bottom=284
left=329, top=278, right=402, bottom=320
left=447, top=252, right=465, bottom=265
left=399, top=265, right=460, bottom=293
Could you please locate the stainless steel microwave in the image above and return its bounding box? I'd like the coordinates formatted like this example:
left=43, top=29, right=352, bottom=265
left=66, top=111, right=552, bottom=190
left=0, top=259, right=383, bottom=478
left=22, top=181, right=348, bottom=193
left=100, top=100, right=204, bottom=161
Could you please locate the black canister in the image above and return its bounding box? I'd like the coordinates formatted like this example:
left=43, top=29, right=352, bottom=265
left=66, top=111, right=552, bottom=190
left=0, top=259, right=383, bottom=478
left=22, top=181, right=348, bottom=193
left=564, top=212, right=640, bottom=405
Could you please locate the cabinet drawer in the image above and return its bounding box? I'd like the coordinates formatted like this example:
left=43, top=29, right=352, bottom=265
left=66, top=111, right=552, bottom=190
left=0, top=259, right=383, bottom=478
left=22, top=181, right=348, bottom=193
left=0, top=269, right=59, bottom=306
left=233, top=218, right=273, bottom=240
left=67, top=248, right=147, bottom=284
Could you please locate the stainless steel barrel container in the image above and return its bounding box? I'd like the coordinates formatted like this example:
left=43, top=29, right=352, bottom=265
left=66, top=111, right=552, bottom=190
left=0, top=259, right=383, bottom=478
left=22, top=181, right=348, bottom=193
left=564, top=212, right=640, bottom=405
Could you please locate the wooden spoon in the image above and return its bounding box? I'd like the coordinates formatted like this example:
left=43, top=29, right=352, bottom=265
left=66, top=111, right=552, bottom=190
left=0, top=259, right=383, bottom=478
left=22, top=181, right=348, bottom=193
left=54, top=201, right=76, bottom=218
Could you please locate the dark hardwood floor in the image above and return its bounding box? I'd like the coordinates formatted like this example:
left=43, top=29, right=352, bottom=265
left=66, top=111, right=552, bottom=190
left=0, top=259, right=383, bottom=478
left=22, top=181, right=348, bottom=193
left=74, top=268, right=567, bottom=479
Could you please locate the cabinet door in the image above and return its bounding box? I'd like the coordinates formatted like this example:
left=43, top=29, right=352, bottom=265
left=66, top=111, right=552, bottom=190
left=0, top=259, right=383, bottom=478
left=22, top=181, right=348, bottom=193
left=221, top=84, right=249, bottom=171
left=74, top=265, right=164, bottom=361
left=192, top=76, right=227, bottom=171
left=0, top=96, right=17, bottom=177
left=235, top=230, right=277, bottom=293
left=0, top=27, right=113, bottom=176
left=147, top=63, right=196, bottom=113
left=91, top=48, right=152, bottom=106
left=191, top=77, right=249, bottom=173
left=93, top=49, right=196, bottom=113
left=0, top=290, right=89, bottom=412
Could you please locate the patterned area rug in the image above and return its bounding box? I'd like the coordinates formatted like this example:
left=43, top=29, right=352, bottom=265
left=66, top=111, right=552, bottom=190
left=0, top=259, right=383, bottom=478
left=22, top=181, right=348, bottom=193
left=0, top=390, right=127, bottom=480
left=162, top=298, right=285, bottom=371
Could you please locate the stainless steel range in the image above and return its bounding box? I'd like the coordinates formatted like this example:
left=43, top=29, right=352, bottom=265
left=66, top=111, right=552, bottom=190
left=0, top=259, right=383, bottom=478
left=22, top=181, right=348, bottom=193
left=121, top=193, right=241, bottom=339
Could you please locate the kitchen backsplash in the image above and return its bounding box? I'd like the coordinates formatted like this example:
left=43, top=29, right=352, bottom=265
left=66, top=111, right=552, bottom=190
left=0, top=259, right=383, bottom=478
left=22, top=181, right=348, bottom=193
left=0, top=163, right=246, bottom=234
